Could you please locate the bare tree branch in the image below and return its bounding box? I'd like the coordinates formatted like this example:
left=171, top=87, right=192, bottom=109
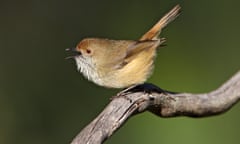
left=70, top=70, right=240, bottom=144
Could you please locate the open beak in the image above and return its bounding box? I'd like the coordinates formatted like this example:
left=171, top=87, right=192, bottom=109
left=65, top=47, right=81, bottom=59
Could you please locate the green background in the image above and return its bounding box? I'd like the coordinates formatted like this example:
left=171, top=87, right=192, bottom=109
left=1, top=0, right=240, bottom=144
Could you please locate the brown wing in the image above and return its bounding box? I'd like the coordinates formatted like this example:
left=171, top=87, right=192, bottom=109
left=113, top=40, right=160, bottom=69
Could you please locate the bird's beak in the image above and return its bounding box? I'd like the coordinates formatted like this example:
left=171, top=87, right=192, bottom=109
left=65, top=47, right=81, bottom=59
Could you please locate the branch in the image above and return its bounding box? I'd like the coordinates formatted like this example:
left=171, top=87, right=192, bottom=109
left=70, top=71, right=240, bottom=144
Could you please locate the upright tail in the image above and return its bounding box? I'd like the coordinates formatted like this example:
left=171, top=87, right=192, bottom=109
left=140, top=5, right=181, bottom=41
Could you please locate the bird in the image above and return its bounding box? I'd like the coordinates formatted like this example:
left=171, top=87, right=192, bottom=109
left=66, top=5, right=181, bottom=89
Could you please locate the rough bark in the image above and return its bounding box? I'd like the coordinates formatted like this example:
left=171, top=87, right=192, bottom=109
left=71, top=71, right=240, bottom=144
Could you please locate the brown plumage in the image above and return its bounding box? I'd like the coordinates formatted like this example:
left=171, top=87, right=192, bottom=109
left=68, top=5, right=181, bottom=88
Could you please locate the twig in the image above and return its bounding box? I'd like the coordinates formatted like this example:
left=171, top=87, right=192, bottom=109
left=70, top=70, right=240, bottom=144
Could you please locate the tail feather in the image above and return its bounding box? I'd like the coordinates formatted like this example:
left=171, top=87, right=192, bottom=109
left=140, top=5, right=181, bottom=41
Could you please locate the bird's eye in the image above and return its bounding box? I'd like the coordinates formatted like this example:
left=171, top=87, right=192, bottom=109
left=86, top=49, right=91, bottom=54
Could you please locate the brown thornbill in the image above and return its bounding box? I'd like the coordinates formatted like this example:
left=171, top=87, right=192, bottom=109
left=66, top=5, right=181, bottom=88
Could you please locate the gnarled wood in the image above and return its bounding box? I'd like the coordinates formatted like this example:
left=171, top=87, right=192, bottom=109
left=71, top=71, right=240, bottom=144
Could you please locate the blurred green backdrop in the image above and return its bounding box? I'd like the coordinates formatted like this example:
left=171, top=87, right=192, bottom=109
left=1, top=0, right=240, bottom=144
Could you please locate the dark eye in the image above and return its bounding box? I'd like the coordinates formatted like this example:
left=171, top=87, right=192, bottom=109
left=86, top=49, right=91, bottom=54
